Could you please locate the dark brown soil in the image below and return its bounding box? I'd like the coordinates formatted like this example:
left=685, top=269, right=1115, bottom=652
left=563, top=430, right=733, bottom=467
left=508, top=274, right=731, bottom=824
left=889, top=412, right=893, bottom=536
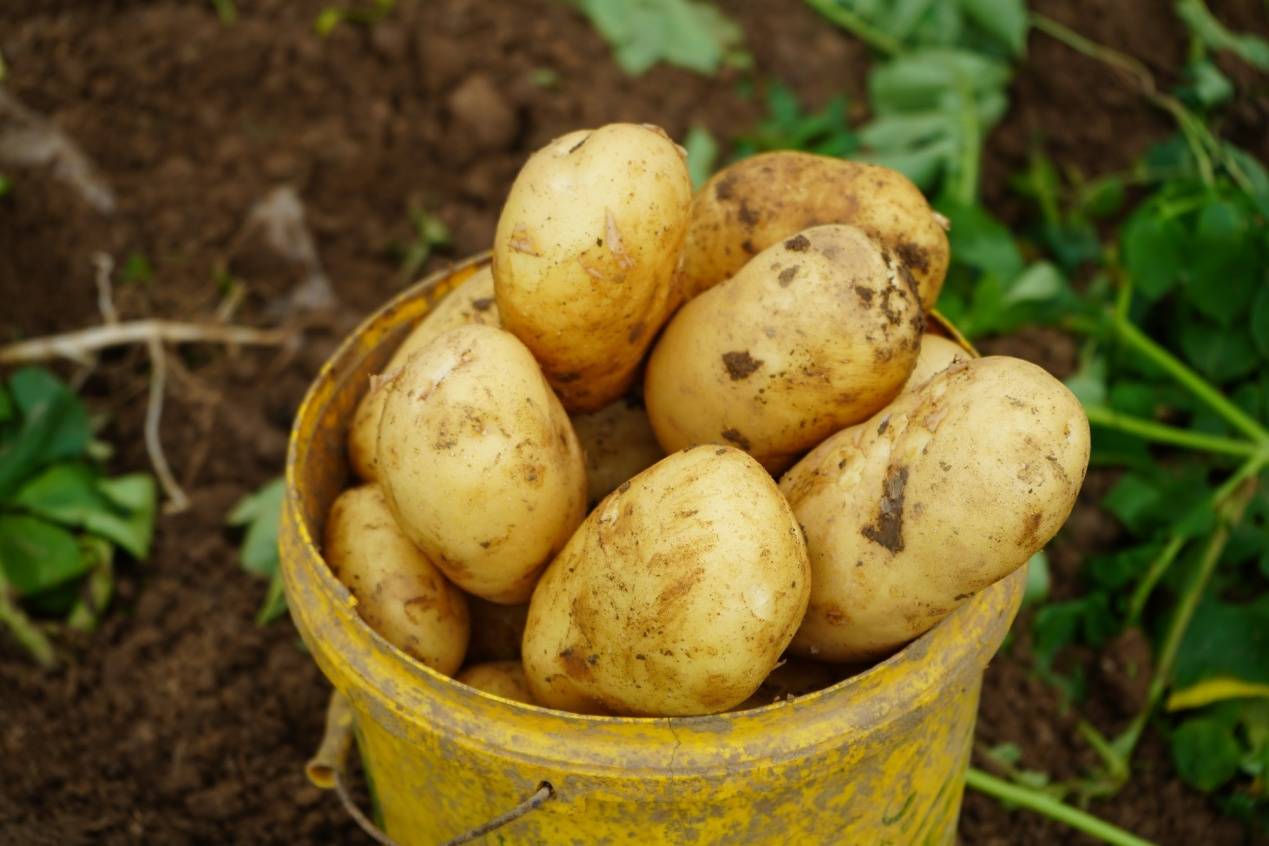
left=1, top=0, right=1265, bottom=843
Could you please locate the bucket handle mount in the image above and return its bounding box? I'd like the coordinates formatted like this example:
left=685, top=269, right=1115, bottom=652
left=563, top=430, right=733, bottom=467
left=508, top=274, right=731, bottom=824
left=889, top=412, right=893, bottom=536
left=307, top=691, right=555, bottom=846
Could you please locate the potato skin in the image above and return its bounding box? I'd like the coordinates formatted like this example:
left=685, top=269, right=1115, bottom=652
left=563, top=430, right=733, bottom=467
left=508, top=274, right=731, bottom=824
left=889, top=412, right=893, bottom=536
left=349, top=266, right=500, bottom=481
left=781, top=356, right=1090, bottom=662
left=570, top=395, right=664, bottom=506
left=325, top=485, right=469, bottom=674
left=901, top=334, right=970, bottom=395
left=466, top=597, right=530, bottom=662
left=377, top=324, right=588, bottom=604
left=645, top=224, right=923, bottom=472
left=457, top=661, right=537, bottom=705
left=493, top=123, right=692, bottom=412
left=523, top=445, right=811, bottom=716
left=681, top=152, right=949, bottom=309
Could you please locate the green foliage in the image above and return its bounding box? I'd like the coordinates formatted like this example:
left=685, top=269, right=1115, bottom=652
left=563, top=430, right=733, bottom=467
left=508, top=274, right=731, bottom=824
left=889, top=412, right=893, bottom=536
left=1175, top=0, right=1269, bottom=71
left=570, top=0, right=749, bottom=77
left=209, top=0, right=236, bottom=25
left=315, top=0, right=394, bottom=36
left=395, top=206, right=451, bottom=282
left=731, top=84, right=857, bottom=160
left=683, top=124, right=719, bottom=189
left=806, top=0, right=1029, bottom=57
left=0, top=368, right=157, bottom=661
left=0, top=175, right=10, bottom=198
left=228, top=478, right=287, bottom=624
left=120, top=252, right=153, bottom=286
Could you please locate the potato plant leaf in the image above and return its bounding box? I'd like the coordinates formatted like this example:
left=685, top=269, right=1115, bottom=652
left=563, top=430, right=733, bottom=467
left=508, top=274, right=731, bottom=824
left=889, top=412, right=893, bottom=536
left=572, top=0, right=748, bottom=77
left=683, top=124, right=719, bottom=188
left=1171, top=713, right=1243, bottom=791
left=10, top=463, right=156, bottom=560
left=0, top=368, right=91, bottom=499
left=1175, top=0, right=1269, bottom=71
left=1173, top=596, right=1269, bottom=690
left=809, top=0, right=1027, bottom=57
left=228, top=478, right=287, bottom=622
left=0, top=513, right=87, bottom=596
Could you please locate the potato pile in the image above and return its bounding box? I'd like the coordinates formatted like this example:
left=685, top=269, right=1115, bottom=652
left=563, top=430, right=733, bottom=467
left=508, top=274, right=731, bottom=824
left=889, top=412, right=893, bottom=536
left=328, top=124, right=1090, bottom=717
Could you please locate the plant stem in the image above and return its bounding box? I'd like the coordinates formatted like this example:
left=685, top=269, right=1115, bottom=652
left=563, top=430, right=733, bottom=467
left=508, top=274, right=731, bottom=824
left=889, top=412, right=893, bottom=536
left=965, top=768, right=1156, bottom=846
left=952, top=71, right=982, bottom=207
left=1084, top=406, right=1258, bottom=457
left=0, top=579, right=56, bottom=668
left=1030, top=13, right=1216, bottom=185
left=804, top=0, right=902, bottom=56
left=1110, top=315, right=1269, bottom=444
left=1115, top=459, right=1262, bottom=766
left=1126, top=535, right=1186, bottom=626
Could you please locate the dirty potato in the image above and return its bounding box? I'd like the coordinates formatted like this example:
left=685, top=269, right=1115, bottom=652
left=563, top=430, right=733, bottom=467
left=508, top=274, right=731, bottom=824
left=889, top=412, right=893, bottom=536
left=493, top=123, right=692, bottom=412
left=349, top=266, right=500, bottom=480
left=645, top=224, right=923, bottom=472
left=901, top=334, right=970, bottom=395
left=680, top=152, right=949, bottom=309
left=523, top=445, right=811, bottom=716
left=570, top=395, right=664, bottom=505
left=456, top=661, right=537, bottom=705
left=466, top=597, right=530, bottom=662
left=377, top=324, right=588, bottom=604
left=781, top=357, right=1090, bottom=662
left=325, top=485, right=469, bottom=674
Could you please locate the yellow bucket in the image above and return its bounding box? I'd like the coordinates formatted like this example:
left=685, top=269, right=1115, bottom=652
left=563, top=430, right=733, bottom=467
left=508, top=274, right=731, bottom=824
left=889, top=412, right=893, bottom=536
left=281, top=254, right=1026, bottom=845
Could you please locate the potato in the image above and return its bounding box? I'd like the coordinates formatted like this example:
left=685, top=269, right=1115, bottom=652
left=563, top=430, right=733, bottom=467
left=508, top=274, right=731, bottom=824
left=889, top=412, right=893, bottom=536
left=377, top=324, right=588, bottom=604
left=735, top=658, right=840, bottom=709
left=680, top=151, right=949, bottom=309
left=901, top=334, right=970, bottom=395
left=493, top=123, right=692, bottom=412
left=781, top=356, right=1090, bottom=662
left=645, top=224, right=923, bottom=473
left=456, top=661, right=537, bottom=705
left=325, top=485, right=469, bottom=674
left=349, top=266, right=500, bottom=481
left=466, top=597, right=529, bottom=662
left=523, top=445, right=811, bottom=716
left=570, top=395, right=664, bottom=506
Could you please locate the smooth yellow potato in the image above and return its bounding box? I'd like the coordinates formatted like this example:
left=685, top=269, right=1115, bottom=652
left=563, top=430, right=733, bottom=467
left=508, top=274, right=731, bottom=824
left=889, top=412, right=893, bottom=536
left=457, top=661, right=537, bottom=705
left=325, top=485, right=469, bottom=674
left=493, top=123, right=692, bottom=412
left=901, top=334, right=971, bottom=395
left=466, top=597, right=530, bottom=662
left=645, top=225, right=923, bottom=473
left=570, top=395, right=664, bottom=506
left=349, top=266, right=500, bottom=481
left=523, top=445, right=811, bottom=716
left=680, top=151, right=949, bottom=309
left=377, top=324, right=588, bottom=604
left=781, top=356, right=1090, bottom=662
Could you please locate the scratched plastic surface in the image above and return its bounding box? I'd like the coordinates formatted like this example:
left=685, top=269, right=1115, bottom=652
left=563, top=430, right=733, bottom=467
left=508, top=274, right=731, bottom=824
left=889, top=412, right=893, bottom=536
left=280, top=254, right=1026, bottom=845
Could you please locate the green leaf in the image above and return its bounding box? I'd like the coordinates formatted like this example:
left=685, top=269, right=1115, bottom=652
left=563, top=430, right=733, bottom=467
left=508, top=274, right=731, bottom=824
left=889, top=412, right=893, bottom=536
left=0, top=385, right=12, bottom=426
left=1121, top=206, right=1183, bottom=300
left=1175, top=0, right=1269, bottom=71
left=10, top=464, right=156, bottom=560
left=1065, top=347, right=1107, bottom=407
left=66, top=536, right=113, bottom=632
left=257, top=573, right=288, bottom=624
left=229, top=478, right=285, bottom=578
left=0, top=174, right=10, bottom=198
left=0, top=368, right=91, bottom=499
left=1178, top=59, right=1233, bottom=108
left=120, top=252, right=153, bottom=285
left=939, top=200, right=1024, bottom=280
left=1023, top=549, right=1050, bottom=605
left=1251, top=285, right=1269, bottom=358
left=573, top=0, right=747, bottom=76
left=1087, top=543, right=1160, bottom=591
left=1174, top=596, right=1269, bottom=689
left=1170, top=715, right=1242, bottom=792
left=0, top=513, right=87, bottom=596
left=684, top=124, right=719, bottom=189
left=1033, top=593, right=1116, bottom=671
left=733, top=85, right=856, bottom=159
left=1002, top=261, right=1064, bottom=305
left=958, top=0, right=1028, bottom=56
left=1079, top=176, right=1125, bottom=219
left=1179, top=318, right=1260, bottom=384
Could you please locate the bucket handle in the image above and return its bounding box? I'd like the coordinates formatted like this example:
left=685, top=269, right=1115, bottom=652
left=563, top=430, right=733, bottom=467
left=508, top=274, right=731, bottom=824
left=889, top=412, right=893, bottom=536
left=306, top=691, right=555, bottom=846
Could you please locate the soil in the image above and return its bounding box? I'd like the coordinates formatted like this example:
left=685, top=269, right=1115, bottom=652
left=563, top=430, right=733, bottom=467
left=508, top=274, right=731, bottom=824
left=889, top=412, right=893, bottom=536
left=1, top=0, right=1266, bottom=843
